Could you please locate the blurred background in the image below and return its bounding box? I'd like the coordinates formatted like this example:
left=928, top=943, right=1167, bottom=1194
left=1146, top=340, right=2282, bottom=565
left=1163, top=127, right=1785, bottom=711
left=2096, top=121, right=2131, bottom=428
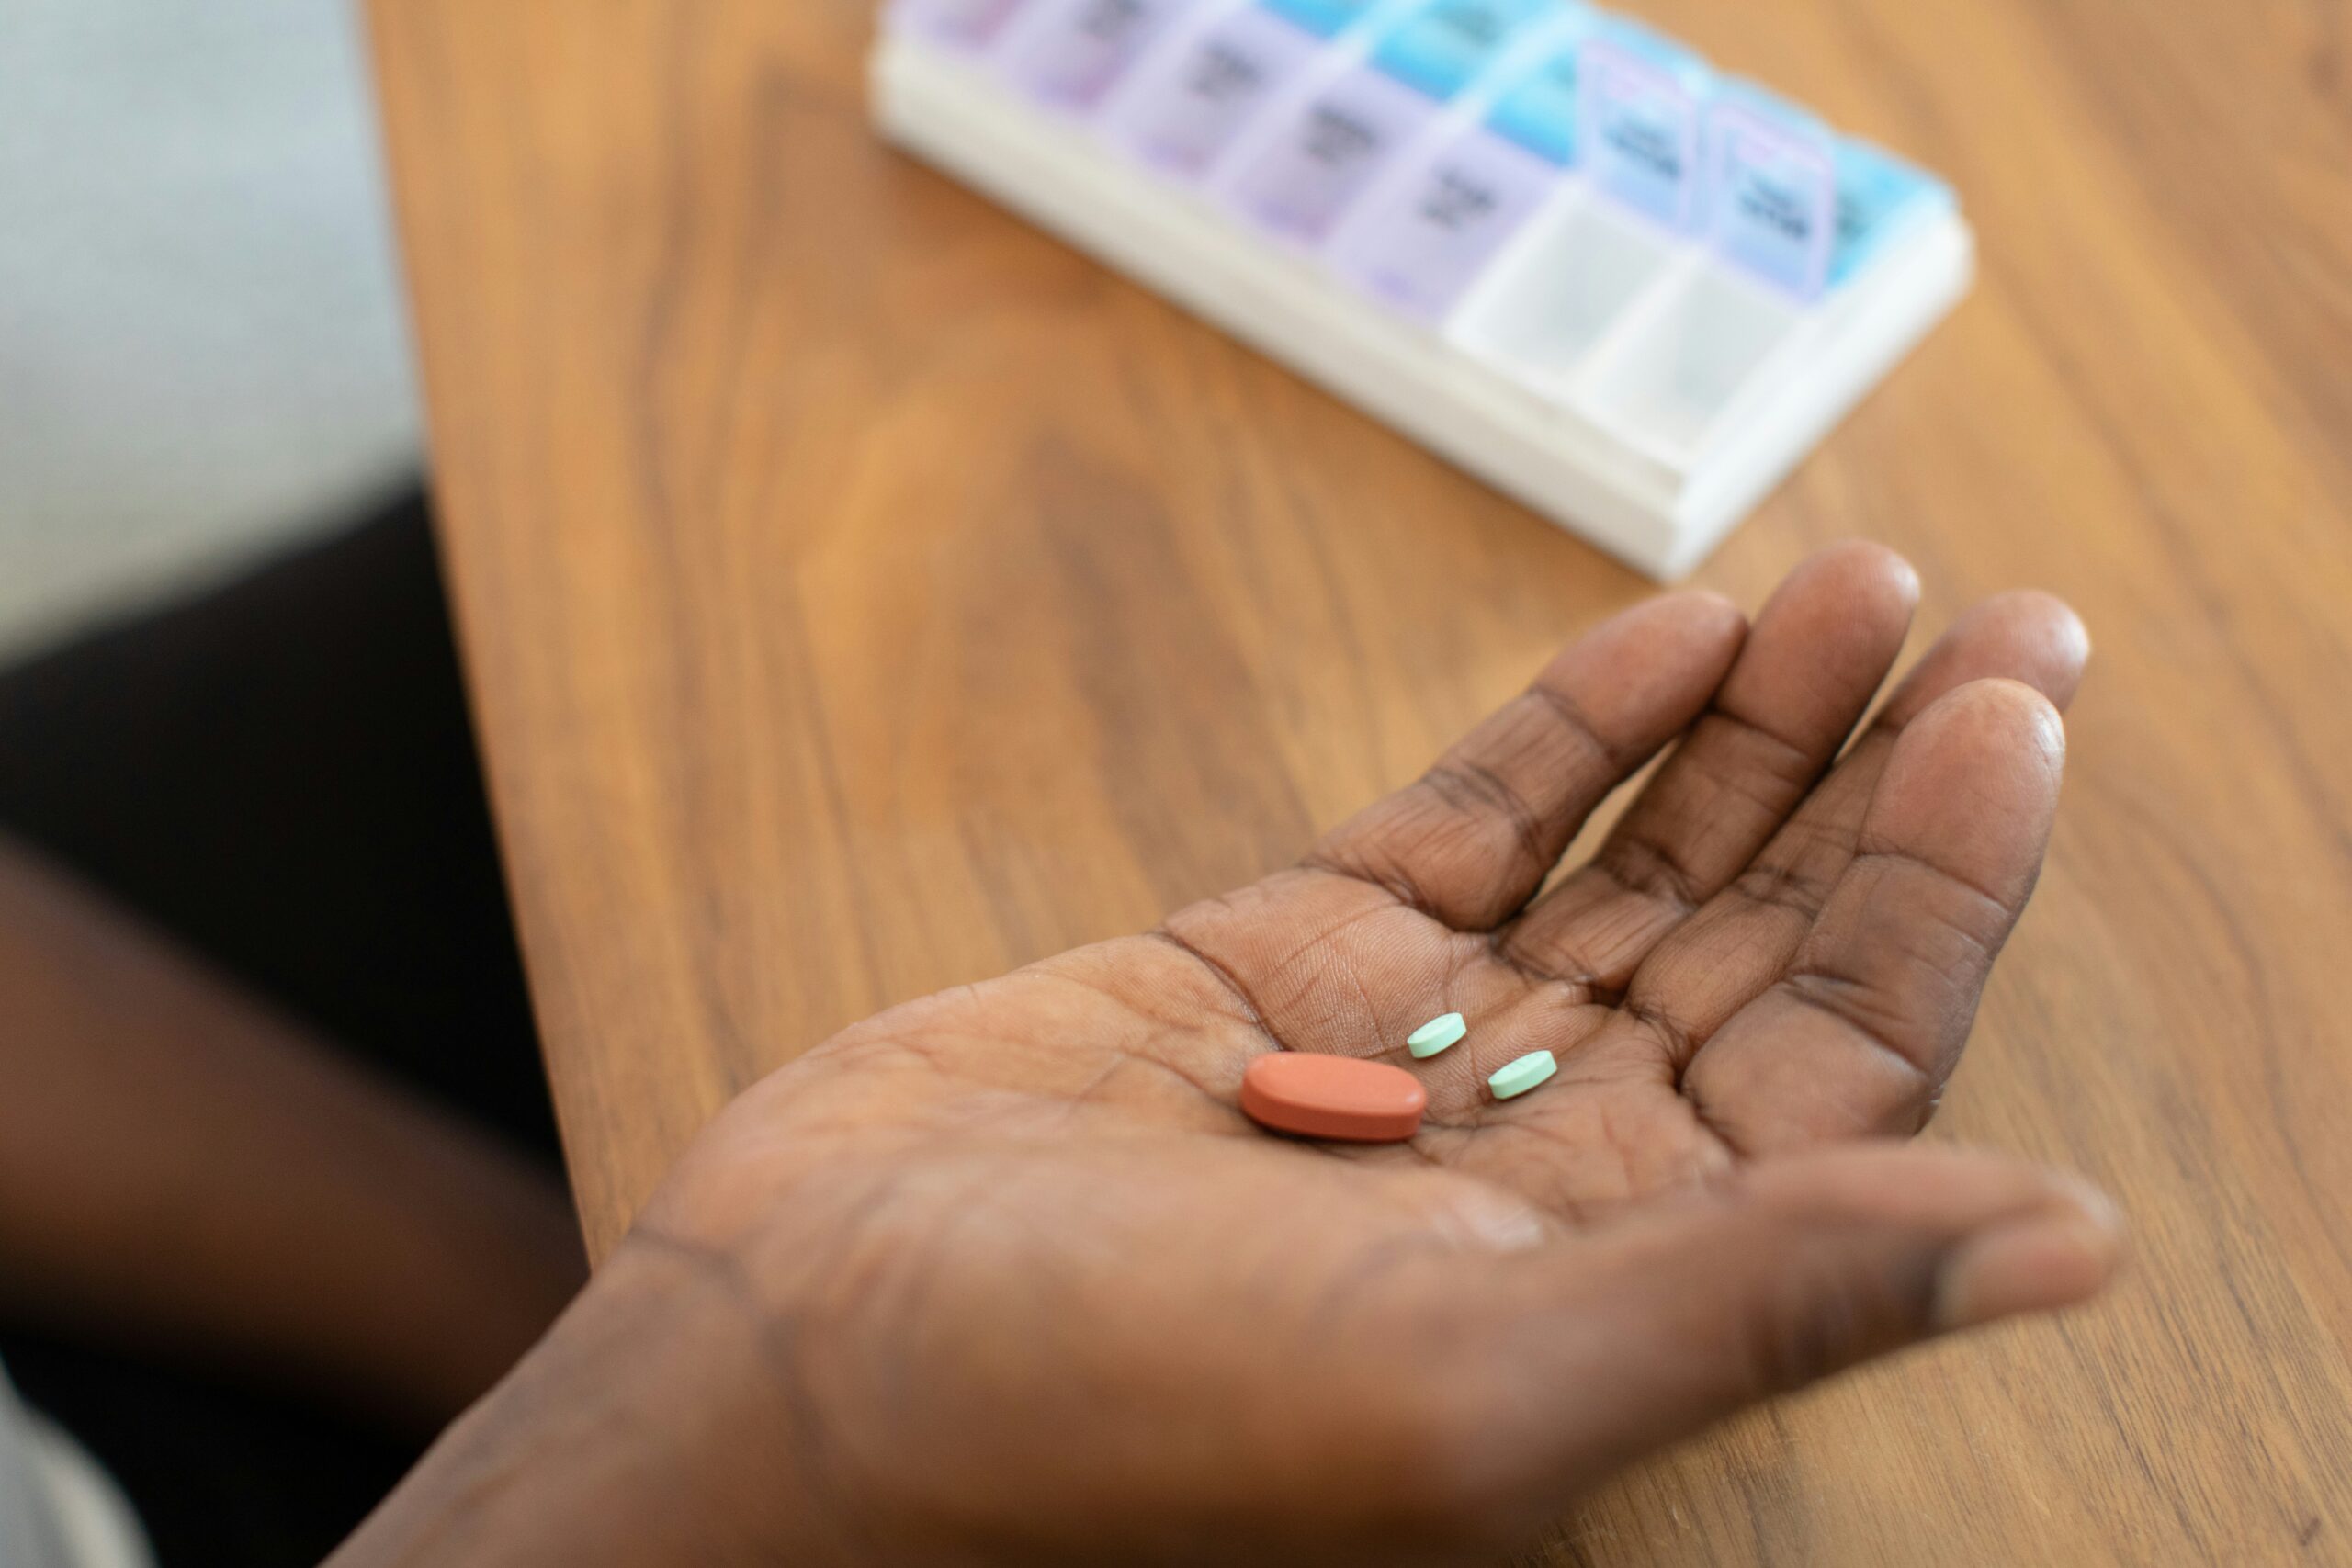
left=0, top=0, right=417, bottom=660
left=1, top=6, right=582, bottom=1567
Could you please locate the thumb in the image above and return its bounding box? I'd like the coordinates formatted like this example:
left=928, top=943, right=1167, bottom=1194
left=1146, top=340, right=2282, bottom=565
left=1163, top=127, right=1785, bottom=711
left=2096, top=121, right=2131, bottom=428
left=1449, top=1145, right=2124, bottom=1508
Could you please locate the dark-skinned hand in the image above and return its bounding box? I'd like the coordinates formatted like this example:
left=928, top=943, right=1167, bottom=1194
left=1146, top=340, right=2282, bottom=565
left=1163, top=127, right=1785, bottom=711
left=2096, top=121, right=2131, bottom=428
left=334, top=544, right=2121, bottom=1567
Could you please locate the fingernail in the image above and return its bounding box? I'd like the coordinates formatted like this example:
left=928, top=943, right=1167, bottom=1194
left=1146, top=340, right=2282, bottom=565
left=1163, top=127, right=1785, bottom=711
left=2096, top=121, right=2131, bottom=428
left=1888, top=554, right=1922, bottom=605
left=2057, top=602, right=2094, bottom=663
left=1931, top=1186, right=2126, bottom=1333
left=2028, top=696, right=2067, bottom=761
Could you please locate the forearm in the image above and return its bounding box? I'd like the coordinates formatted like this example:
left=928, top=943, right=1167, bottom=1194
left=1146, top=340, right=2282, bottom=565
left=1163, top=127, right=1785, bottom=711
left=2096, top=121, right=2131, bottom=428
left=0, top=836, right=584, bottom=1427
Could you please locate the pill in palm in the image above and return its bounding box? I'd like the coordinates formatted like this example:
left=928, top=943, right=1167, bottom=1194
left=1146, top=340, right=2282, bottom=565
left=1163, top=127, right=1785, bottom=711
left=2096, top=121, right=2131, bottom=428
left=1240, top=1053, right=1427, bottom=1143
left=1487, top=1050, right=1557, bottom=1101
left=1407, top=1012, right=1466, bottom=1058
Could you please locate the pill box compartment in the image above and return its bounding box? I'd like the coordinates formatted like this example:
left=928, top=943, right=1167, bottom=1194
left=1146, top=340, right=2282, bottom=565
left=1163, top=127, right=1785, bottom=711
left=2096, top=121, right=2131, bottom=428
left=1447, top=193, right=1680, bottom=398
left=1570, top=259, right=1810, bottom=467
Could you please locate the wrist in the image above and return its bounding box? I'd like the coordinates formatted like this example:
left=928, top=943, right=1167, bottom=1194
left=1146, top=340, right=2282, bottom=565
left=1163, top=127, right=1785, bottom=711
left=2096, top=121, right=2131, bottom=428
left=329, top=1233, right=857, bottom=1568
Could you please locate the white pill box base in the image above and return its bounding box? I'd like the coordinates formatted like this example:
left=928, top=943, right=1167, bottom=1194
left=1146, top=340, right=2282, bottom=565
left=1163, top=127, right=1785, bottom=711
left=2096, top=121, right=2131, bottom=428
left=871, top=33, right=1975, bottom=581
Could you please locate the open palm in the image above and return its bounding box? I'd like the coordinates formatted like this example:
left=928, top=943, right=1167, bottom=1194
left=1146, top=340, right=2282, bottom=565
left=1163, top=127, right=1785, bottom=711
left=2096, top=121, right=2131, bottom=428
left=343, top=546, right=2121, bottom=1568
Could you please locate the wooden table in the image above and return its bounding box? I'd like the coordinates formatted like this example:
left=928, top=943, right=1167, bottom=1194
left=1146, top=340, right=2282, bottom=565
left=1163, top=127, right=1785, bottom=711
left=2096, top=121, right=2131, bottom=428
left=368, top=2, right=2352, bottom=1562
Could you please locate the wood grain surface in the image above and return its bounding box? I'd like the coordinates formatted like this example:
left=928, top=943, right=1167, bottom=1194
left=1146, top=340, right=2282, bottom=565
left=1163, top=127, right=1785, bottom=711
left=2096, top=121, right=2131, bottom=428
left=368, top=1, right=2352, bottom=1561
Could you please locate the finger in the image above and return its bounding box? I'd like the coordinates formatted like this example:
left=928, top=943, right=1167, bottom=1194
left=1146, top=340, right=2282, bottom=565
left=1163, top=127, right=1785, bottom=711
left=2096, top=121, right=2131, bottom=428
left=1306, top=592, right=1747, bottom=931
left=1500, top=543, right=1919, bottom=994
left=1540, top=590, right=2090, bottom=1090
left=1680, top=680, right=2066, bottom=1153
left=1434, top=1145, right=2122, bottom=1518
left=1871, top=589, right=2091, bottom=732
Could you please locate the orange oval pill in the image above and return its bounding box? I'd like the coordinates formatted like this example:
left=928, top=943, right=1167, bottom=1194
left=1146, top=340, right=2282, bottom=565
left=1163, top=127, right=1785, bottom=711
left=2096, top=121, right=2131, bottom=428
left=1239, top=1054, right=1427, bottom=1143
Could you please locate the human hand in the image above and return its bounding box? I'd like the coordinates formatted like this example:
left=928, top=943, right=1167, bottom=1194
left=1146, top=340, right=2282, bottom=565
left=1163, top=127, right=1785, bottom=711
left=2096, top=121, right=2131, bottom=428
left=336, top=545, right=2120, bottom=1567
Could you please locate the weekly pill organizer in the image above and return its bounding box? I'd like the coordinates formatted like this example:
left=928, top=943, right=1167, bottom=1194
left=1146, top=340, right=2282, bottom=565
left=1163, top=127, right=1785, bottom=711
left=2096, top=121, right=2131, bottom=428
left=873, top=0, right=1973, bottom=579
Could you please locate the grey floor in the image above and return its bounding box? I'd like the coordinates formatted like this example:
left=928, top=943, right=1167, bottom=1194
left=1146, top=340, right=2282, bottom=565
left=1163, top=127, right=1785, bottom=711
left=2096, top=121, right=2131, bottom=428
left=0, top=0, right=420, bottom=662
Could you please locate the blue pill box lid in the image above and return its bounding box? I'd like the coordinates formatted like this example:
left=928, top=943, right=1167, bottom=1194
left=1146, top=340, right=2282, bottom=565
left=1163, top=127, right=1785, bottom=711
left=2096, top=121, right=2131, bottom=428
left=1482, top=6, right=1600, bottom=165
left=1371, top=0, right=1558, bottom=102
left=1830, top=138, right=1957, bottom=287
left=1262, top=0, right=1388, bottom=39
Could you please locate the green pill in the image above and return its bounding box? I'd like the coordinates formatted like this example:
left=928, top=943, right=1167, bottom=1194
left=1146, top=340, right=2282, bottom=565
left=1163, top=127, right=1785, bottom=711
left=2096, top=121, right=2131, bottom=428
left=1407, top=1012, right=1466, bottom=1059
left=1488, top=1050, right=1557, bottom=1101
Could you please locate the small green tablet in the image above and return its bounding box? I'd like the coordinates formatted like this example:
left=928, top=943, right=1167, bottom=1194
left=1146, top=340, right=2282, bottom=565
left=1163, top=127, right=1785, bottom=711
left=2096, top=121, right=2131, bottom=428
left=1407, top=1012, right=1466, bottom=1059
left=1488, top=1050, right=1557, bottom=1100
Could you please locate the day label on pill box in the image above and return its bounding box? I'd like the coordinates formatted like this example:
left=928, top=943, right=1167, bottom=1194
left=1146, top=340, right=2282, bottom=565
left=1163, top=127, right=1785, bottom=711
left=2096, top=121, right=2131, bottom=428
left=1580, top=39, right=1705, bottom=231
left=1002, top=0, right=1200, bottom=110
left=1328, top=128, right=1560, bottom=316
left=1227, top=66, right=1442, bottom=240
left=1109, top=1, right=1363, bottom=176
left=1228, top=0, right=1549, bottom=243
left=1709, top=103, right=1837, bottom=298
